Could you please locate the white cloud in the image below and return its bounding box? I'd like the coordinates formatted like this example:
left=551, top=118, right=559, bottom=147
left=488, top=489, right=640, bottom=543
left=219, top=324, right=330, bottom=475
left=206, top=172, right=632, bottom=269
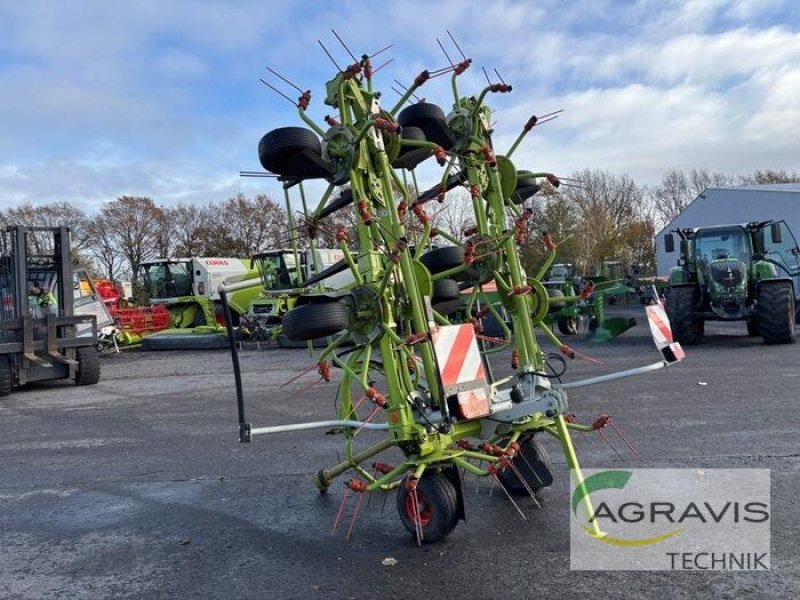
left=1, top=0, right=798, bottom=215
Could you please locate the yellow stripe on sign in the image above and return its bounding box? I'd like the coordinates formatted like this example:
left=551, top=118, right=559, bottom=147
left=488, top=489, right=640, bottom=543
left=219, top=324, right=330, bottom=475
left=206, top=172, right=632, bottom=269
left=581, top=525, right=682, bottom=547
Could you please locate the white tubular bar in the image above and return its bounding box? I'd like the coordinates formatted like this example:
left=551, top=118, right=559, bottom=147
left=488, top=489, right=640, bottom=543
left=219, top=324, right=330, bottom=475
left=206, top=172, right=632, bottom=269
left=555, top=361, right=667, bottom=390
left=218, top=277, right=263, bottom=294
left=250, top=420, right=390, bottom=436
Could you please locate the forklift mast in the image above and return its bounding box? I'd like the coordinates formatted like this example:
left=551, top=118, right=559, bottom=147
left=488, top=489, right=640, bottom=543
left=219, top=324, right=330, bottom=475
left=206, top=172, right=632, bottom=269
left=4, top=226, right=75, bottom=319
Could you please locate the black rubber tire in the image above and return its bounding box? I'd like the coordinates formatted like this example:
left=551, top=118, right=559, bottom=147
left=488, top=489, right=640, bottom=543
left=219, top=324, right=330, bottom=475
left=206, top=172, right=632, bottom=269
left=420, top=246, right=464, bottom=274
left=397, top=103, right=455, bottom=150
left=258, top=127, right=322, bottom=174
left=281, top=302, right=350, bottom=341
left=665, top=286, right=703, bottom=345
left=142, top=332, right=230, bottom=351
left=75, top=347, right=101, bottom=385
left=757, top=282, right=796, bottom=345
left=746, top=317, right=760, bottom=337
left=557, top=316, right=578, bottom=335
left=258, top=127, right=325, bottom=177
left=0, top=356, right=11, bottom=397
left=497, top=436, right=553, bottom=500
left=432, top=279, right=461, bottom=302
left=392, top=126, right=431, bottom=170
left=511, top=176, right=540, bottom=205
left=396, top=472, right=459, bottom=543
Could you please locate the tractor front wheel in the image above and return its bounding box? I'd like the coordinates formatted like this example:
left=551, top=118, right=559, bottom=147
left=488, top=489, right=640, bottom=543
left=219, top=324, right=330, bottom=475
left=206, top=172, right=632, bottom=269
left=396, top=472, right=459, bottom=543
left=665, top=286, right=703, bottom=345
left=757, top=282, right=796, bottom=345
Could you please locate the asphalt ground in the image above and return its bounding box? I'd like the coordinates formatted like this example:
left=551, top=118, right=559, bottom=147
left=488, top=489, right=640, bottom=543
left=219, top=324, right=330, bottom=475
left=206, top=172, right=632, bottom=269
left=0, top=306, right=798, bottom=599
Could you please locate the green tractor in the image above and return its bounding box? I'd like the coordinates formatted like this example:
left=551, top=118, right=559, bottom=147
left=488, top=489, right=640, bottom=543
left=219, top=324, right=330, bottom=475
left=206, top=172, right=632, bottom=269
left=663, top=221, right=800, bottom=344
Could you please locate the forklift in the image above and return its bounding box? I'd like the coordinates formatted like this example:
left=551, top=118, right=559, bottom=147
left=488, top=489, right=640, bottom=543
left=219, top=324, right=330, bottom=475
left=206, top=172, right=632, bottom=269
left=0, top=226, right=100, bottom=397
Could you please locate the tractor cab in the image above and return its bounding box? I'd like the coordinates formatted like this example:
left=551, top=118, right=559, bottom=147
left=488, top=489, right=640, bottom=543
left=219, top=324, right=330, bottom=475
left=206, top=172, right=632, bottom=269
left=141, top=260, right=194, bottom=301
left=252, top=250, right=300, bottom=293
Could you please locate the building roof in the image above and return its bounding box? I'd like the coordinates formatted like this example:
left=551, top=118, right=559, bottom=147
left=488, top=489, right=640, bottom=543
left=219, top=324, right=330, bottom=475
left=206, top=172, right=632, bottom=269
left=706, top=183, right=800, bottom=194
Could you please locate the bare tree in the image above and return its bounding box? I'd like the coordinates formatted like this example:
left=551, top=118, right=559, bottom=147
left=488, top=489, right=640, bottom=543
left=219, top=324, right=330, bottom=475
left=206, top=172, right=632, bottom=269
left=168, top=202, right=215, bottom=256
left=0, top=201, right=89, bottom=257
left=85, top=213, right=125, bottom=281
left=651, top=168, right=737, bottom=226
left=95, top=196, right=166, bottom=281
left=742, top=169, right=800, bottom=184
left=560, top=169, right=643, bottom=275
left=214, top=193, right=288, bottom=256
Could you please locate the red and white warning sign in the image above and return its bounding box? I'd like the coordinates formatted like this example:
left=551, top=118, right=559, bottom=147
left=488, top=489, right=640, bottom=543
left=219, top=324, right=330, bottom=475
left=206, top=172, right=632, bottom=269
left=431, top=324, right=491, bottom=419
left=646, top=303, right=685, bottom=363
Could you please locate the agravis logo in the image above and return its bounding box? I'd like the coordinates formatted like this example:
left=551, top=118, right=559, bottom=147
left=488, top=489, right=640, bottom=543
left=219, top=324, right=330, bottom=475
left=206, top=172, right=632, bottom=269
left=571, top=470, right=682, bottom=546
left=570, top=468, right=771, bottom=571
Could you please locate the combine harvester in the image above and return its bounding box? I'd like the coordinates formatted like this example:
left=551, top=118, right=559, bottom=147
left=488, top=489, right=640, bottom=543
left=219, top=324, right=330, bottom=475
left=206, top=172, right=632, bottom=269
left=139, top=257, right=261, bottom=350
left=220, top=34, right=686, bottom=544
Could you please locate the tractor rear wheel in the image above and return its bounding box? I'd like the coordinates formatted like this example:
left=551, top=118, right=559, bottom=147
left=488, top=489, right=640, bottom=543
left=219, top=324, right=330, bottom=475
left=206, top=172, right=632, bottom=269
left=757, top=282, right=796, bottom=345
left=746, top=316, right=760, bottom=337
left=497, top=436, right=553, bottom=501
left=0, top=356, right=11, bottom=397
left=281, top=302, right=350, bottom=341
left=75, top=347, right=101, bottom=385
left=665, top=286, right=703, bottom=345
left=396, top=471, right=459, bottom=543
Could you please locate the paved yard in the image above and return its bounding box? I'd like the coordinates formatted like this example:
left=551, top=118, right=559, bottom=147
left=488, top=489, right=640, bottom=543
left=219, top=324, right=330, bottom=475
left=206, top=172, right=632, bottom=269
left=1, top=308, right=797, bottom=599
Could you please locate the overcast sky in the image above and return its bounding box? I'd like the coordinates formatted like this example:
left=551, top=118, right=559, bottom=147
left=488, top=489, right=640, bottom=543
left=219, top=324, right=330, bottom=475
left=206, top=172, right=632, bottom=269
left=1, top=0, right=799, bottom=214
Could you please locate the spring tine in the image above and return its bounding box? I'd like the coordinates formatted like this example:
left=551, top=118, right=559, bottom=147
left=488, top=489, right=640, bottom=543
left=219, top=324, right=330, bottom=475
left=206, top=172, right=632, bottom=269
left=609, top=418, right=639, bottom=456
left=506, top=460, right=541, bottom=508
left=381, top=490, right=388, bottom=514
left=331, top=29, right=358, bottom=63
left=516, top=447, right=545, bottom=488
left=598, top=430, right=626, bottom=462
left=490, top=474, right=527, bottom=520
left=331, top=489, right=350, bottom=535
left=410, top=486, right=423, bottom=545
left=345, top=491, right=366, bottom=541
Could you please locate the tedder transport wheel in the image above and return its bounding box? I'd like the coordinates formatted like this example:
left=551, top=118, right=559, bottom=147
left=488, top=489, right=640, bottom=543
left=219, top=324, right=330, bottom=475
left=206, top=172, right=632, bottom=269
left=396, top=103, right=455, bottom=150
left=0, top=356, right=11, bottom=397
left=258, top=127, right=321, bottom=174
left=419, top=246, right=464, bottom=274
left=396, top=472, right=459, bottom=543
left=432, top=278, right=461, bottom=303
left=757, top=282, right=796, bottom=345
left=497, top=436, right=554, bottom=501
left=281, top=302, right=350, bottom=341
left=557, top=316, right=578, bottom=336
left=74, top=347, right=101, bottom=386
left=665, top=286, right=703, bottom=345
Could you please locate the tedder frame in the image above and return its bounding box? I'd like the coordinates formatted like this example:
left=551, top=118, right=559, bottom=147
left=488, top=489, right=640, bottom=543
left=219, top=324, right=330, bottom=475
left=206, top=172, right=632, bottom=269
left=221, top=35, right=684, bottom=544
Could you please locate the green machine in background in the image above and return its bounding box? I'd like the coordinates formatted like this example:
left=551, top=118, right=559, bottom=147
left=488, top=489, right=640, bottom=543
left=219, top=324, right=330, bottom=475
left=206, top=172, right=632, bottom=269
left=664, top=220, right=800, bottom=344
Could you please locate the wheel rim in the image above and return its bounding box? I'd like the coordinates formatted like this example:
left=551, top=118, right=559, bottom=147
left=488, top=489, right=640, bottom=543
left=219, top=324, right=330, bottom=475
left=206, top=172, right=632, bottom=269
left=404, top=493, right=432, bottom=527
